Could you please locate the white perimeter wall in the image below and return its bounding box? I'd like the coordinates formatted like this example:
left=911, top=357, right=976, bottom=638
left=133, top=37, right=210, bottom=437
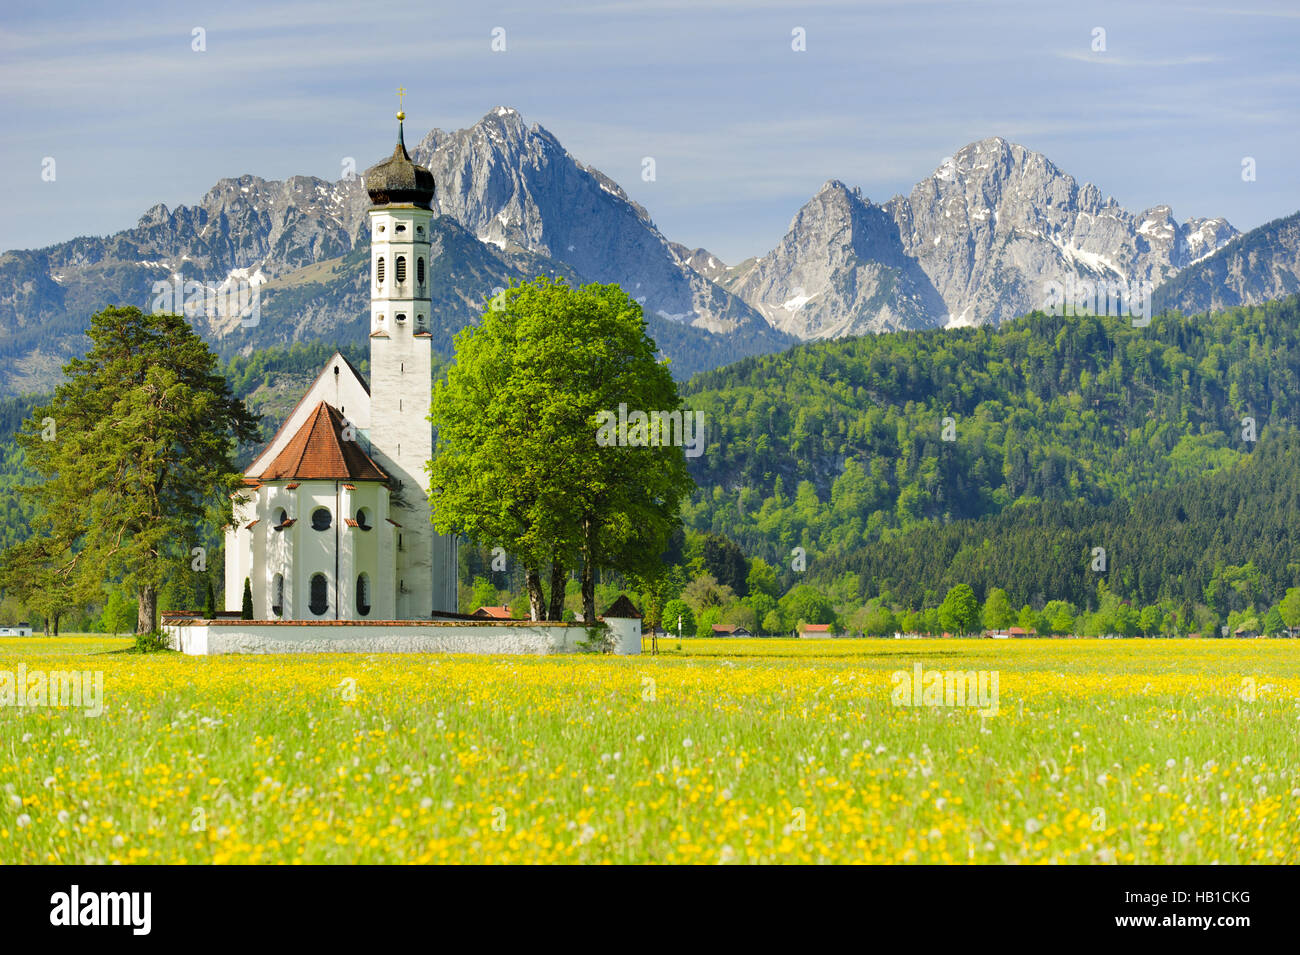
left=165, top=621, right=637, bottom=656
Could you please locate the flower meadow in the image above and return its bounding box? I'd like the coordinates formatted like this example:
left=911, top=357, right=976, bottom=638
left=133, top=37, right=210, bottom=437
left=1, top=637, right=1298, bottom=864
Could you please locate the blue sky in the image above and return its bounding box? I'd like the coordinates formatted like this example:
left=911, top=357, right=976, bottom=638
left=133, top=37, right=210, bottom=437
left=3, top=0, right=1298, bottom=263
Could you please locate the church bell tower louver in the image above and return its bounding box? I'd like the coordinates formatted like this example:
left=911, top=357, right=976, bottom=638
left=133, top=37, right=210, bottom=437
left=363, top=97, right=456, bottom=617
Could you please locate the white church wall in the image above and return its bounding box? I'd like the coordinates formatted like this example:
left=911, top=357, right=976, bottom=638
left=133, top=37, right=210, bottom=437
left=296, top=481, right=343, bottom=620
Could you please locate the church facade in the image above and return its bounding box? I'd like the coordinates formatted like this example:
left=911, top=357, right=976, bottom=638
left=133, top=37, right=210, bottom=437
left=224, top=116, right=457, bottom=620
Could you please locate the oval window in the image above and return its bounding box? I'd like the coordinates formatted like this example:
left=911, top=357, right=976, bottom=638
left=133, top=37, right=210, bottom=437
left=274, top=507, right=288, bottom=528
left=395, top=256, right=406, bottom=283
left=312, top=507, right=332, bottom=531
left=356, top=508, right=372, bottom=531
left=376, top=256, right=385, bottom=286
left=309, top=573, right=328, bottom=616
left=417, top=257, right=425, bottom=284
left=272, top=573, right=284, bottom=617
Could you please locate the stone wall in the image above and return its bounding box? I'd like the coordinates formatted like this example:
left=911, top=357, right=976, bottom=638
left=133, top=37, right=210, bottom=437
left=163, top=618, right=633, bottom=656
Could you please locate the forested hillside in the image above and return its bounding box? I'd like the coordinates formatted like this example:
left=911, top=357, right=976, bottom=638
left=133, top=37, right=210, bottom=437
left=679, top=296, right=1300, bottom=580
left=816, top=432, right=1300, bottom=613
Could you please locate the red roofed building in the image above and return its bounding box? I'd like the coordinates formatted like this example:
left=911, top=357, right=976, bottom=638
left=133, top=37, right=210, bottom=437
left=799, top=622, right=834, bottom=637
left=472, top=605, right=515, bottom=620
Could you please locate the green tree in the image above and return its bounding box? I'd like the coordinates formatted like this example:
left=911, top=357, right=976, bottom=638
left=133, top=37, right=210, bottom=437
left=746, top=557, right=780, bottom=599
left=681, top=573, right=734, bottom=614
left=779, top=584, right=835, bottom=627
left=696, top=605, right=721, bottom=638
left=981, top=587, right=1013, bottom=631
left=1137, top=605, right=1161, bottom=636
left=661, top=599, right=694, bottom=637
left=938, top=584, right=980, bottom=635
left=10, top=306, right=258, bottom=633
left=747, top=591, right=777, bottom=630
left=241, top=578, right=254, bottom=620
left=701, top=534, right=749, bottom=595
left=852, top=598, right=897, bottom=636
left=1278, top=587, right=1300, bottom=630
left=1263, top=605, right=1286, bottom=636
left=469, top=576, right=499, bottom=613
left=1016, top=604, right=1043, bottom=634
left=429, top=278, right=693, bottom=622
left=101, top=589, right=136, bottom=635
left=1042, top=600, right=1075, bottom=635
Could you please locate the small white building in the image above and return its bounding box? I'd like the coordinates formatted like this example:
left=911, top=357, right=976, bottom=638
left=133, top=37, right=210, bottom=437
left=0, top=624, right=34, bottom=637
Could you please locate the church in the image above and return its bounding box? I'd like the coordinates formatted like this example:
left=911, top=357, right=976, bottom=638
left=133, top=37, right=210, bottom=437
left=224, top=110, right=458, bottom=621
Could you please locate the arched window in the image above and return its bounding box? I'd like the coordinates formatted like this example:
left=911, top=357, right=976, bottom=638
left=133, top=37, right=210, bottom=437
left=376, top=256, right=385, bottom=286
left=356, top=573, right=371, bottom=617
left=416, top=314, right=425, bottom=329
left=312, top=507, right=332, bottom=531
left=395, top=313, right=406, bottom=324
left=416, top=225, right=424, bottom=237
left=309, top=573, right=328, bottom=616
left=272, top=573, right=284, bottom=617
left=395, top=223, right=406, bottom=233
left=417, top=257, right=425, bottom=284
left=356, top=508, right=371, bottom=531
left=395, top=256, right=406, bottom=283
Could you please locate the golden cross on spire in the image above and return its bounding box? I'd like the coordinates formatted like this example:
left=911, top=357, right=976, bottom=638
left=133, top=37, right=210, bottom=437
left=396, top=86, right=407, bottom=121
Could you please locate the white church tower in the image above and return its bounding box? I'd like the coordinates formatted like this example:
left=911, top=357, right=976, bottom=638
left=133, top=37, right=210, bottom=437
left=224, top=105, right=458, bottom=622
left=363, top=108, right=457, bottom=617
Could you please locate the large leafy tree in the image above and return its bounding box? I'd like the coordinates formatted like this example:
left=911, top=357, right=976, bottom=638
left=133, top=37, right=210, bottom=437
left=8, top=306, right=259, bottom=633
left=429, top=278, right=694, bottom=622
left=938, top=583, right=980, bottom=635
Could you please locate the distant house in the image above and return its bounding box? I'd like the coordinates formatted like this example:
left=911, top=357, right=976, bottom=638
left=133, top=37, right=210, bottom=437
left=987, top=629, right=1011, bottom=639
left=1233, top=625, right=1261, bottom=639
left=1008, top=626, right=1036, bottom=638
left=710, top=624, right=752, bottom=637
left=0, top=623, right=34, bottom=637
left=471, top=605, right=515, bottom=620
left=799, top=622, right=834, bottom=637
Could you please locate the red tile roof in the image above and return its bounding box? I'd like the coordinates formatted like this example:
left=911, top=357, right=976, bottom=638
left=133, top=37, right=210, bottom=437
left=472, top=606, right=514, bottom=619
left=801, top=623, right=832, bottom=632
left=255, top=402, right=388, bottom=483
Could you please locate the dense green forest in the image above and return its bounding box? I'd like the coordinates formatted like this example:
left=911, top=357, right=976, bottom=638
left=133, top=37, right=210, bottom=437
left=679, top=297, right=1300, bottom=586
left=819, top=431, right=1300, bottom=612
